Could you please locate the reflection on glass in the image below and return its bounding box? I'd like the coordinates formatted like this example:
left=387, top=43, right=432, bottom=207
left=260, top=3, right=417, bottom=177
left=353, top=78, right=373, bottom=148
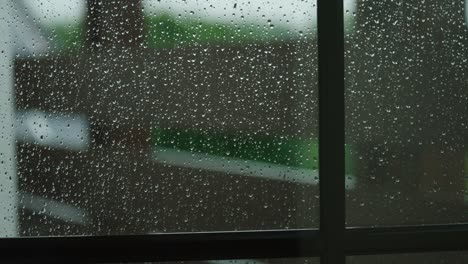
left=345, top=1, right=468, bottom=226
left=0, top=0, right=318, bottom=237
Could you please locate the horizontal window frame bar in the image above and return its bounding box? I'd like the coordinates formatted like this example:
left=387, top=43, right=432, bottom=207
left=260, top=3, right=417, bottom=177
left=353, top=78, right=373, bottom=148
left=0, top=230, right=320, bottom=263
left=345, top=224, right=468, bottom=256
left=2, top=225, right=468, bottom=262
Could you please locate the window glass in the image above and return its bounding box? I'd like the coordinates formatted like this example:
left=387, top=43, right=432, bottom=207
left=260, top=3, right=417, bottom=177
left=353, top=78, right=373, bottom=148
left=0, top=0, right=318, bottom=236
left=345, top=0, right=468, bottom=226
left=143, top=0, right=356, bottom=48
left=142, top=0, right=314, bottom=48
left=22, top=0, right=86, bottom=51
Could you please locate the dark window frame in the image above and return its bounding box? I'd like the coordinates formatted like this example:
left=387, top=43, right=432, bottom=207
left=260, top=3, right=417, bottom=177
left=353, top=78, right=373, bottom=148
left=2, top=0, right=468, bottom=263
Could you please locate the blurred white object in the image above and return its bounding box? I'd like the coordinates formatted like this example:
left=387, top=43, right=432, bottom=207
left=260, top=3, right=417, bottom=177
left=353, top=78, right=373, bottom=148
left=16, top=110, right=90, bottom=152
left=20, top=192, right=89, bottom=226
left=21, top=0, right=85, bottom=27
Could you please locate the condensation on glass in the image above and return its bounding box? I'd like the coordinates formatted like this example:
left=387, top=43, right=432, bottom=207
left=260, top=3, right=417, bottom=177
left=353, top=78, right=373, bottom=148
left=0, top=0, right=319, bottom=236
left=347, top=252, right=468, bottom=264
left=345, top=0, right=468, bottom=226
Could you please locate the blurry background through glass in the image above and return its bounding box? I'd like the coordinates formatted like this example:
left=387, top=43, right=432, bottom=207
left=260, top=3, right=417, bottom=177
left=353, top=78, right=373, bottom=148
left=345, top=0, right=468, bottom=226
left=0, top=0, right=326, bottom=236
left=7, top=0, right=466, bottom=239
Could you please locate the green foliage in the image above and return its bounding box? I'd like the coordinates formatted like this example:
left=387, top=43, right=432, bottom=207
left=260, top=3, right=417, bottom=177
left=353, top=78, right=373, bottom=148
left=144, top=14, right=297, bottom=49
left=153, top=127, right=357, bottom=174
left=42, top=14, right=312, bottom=51
left=153, top=127, right=319, bottom=170
left=46, top=22, right=85, bottom=51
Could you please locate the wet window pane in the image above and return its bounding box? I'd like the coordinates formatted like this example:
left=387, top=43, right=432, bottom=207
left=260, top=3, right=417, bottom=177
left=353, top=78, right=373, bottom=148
left=0, top=0, right=318, bottom=236
left=345, top=0, right=468, bottom=226
left=348, top=252, right=468, bottom=264
left=21, top=0, right=86, bottom=51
